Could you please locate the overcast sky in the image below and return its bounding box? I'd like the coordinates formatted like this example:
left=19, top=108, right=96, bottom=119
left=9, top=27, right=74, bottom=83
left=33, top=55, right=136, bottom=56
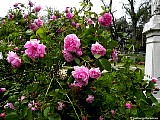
left=0, top=0, right=141, bottom=19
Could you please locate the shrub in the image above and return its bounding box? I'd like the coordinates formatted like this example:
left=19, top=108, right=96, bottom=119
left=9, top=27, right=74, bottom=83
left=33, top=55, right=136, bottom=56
left=0, top=1, right=159, bottom=120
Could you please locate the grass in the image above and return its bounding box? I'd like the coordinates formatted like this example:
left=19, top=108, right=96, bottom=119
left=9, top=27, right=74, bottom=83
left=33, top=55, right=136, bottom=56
left=112, top=62, right=145, bottom=70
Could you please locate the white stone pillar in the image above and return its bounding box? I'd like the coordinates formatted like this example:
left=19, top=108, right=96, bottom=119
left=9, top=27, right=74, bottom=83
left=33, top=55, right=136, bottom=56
left=143, top=13, right=160, bottom=102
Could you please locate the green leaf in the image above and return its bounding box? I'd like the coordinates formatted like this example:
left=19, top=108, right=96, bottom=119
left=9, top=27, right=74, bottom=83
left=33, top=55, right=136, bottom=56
left=5, top=112, right=19, bottom=120
left=25, top=29, right=34, bottom=35
left=99, top=58, right=111, bottom=71
left=75, top=58, right=80, bottom=64
left=48, top=113, right=61, bottom=120
left=30, top=35, right=37, bottom=39
left=139, top=99, right=149, bottom=110
left=143, top=108, right=154, bottom=117
left=67, top=75, right=74, bottom=84
left=36, top=27, right=44, bottom=38
left=55, top=89, right=59, bottom=93
left=94, top=54, right=101, bottom=59
left=147, top=81, right=155, bottom=89
left=22, top=54, right=30, bottom=63
left=101, top=6, right=106, bottom=11
left=119, top=107, right=125, bottom=114
left=150, top=94, right=158, bottom=103
left=8, top=95, right=17, bottom=102
left=107, top=40, right=118, bottom=49
left=27, top=110, right=33, bottom=120
left=59, top=89, right=68, bottom=95
left=22, top=106, right=28, bottom=117
left=131, top=107, right=137, bottom=115
left=44, top=106, right=50, bottom=117
left=82, top=55, right=90, bottom=61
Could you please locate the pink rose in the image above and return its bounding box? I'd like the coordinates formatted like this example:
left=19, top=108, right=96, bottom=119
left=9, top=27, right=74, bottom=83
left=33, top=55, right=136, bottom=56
left=89, top=68, right=101, bottom=79
left=86, top=95, right=94, bottom=103
left=24, top=39, right=46, bottom=59
left=69, top=81, right=82, bottom=91
left=65, top=7, right=70, bottom=13
left=8, top=13, right=14, bottom=20
left=34, top=5, right=41, bottom=13
left=76, top=23, right=81, bottom=29
left=29, top=23, right=38, bottom=31
left=28, top=103, right=32, bottom=108
left=152, top=77, right=158, bottom=84
left=7, top=51, right=22, bottom=68
left=71, top=21, right=76, bottom=27
left=82, top=116, right=87, bottom=120
left=111, top=48, right=118, bottom=62
left=98, top=116, right=104, bottom=120
left=76, top=48, right=83, bottom=56
left=1, top=19, right=5, bottom=25
left=66, top=12, right=73, bottom=19
left=125, top=103, right=132, bottom=109
left=98, top=13, right=112, bottom=27
left=13, top=3, right=19, bottom=7
left=50, top=15, right=57, bottom=21
left=0, top=113, right=5, bottom=118
left=64, top=34, right=81, bottom=53
left=29, top=1, right=33, bottom=7
left=72, top=66, right=89, bottom=86
left=86, top=18, right=94, bottom=25
left=34, top=18, right=43, bottom=27
left=4, top=103, right=15, bottom=109
left=31, top=107, right=37, bottom=111
left=63, top=50, right=75, bottom=62
left=91, top=42, right=106, bottom=56
left=23, top=14, right=28, bottom=19
left=0, top=88, right=6, bottom=93
left=14, top=47, right=20, bottom=51
left=57, top=102, right=65, bottom=110
left=111, top=110, right=115, bottom=116
left=58, top=28, right=63, bottom=33
left=18, top=96, right=25, bottom=102
left=28, top=100, right=40, bottom=111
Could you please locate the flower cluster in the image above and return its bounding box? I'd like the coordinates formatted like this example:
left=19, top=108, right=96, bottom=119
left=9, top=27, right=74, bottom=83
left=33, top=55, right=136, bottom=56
left=50, top=15, right=57, bottom=21
left=18, top=96, right=26, bottom=103
left=65, top=7, right=73, bottom=19
left=57, top=102, right=65, bottom=110
left=71, top=21, right=81, bottom=29
left=7, top=51, right=22, bottom=68
left=28, top=101, right=40, bottom=111
left=30, top=18, right=43, bottom=31
left=8, top=13, right=14, bottom=20
left=86, top=18, right=94, bottom=25
left=34, top=5, right=42, bottom=13
left=0, top=113, right=5, bottom=118
left=28, top=1, right=33, bottom=7
left=89, top=68, right=101, bottom=79
left=70, top=66, right=101, bottom=89
left=125, top=102, right=132, bottom=109
left=24, top=39, right=46, bottom=59
left=111, top=48, right=118, bottom=62
left=86, top=94, right=94, bottom=103
left=98, top=13, right=112, bottom=27
left=72, top=66, right=90, bottom=86
left=91, top=42, right=106, bottom=57
left=34, top=18, right=43, bottom=27
left=4, top=103, right=15, bottom=110
left=0, top=88, right=6, bottom=93
left=151, top=77, right=158, bottom=84
left=63, top=34, right=82, bottom=62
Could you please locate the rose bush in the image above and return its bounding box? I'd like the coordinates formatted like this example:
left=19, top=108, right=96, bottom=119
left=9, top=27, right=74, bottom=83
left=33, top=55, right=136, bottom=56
left=0, top=0, right=160, bottom=120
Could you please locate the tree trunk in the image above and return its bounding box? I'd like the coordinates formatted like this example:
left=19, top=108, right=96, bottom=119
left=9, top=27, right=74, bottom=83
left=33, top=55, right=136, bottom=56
left=109, top=0, right=118, bottom=40
left=130, top=0, right=137, bottom=52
